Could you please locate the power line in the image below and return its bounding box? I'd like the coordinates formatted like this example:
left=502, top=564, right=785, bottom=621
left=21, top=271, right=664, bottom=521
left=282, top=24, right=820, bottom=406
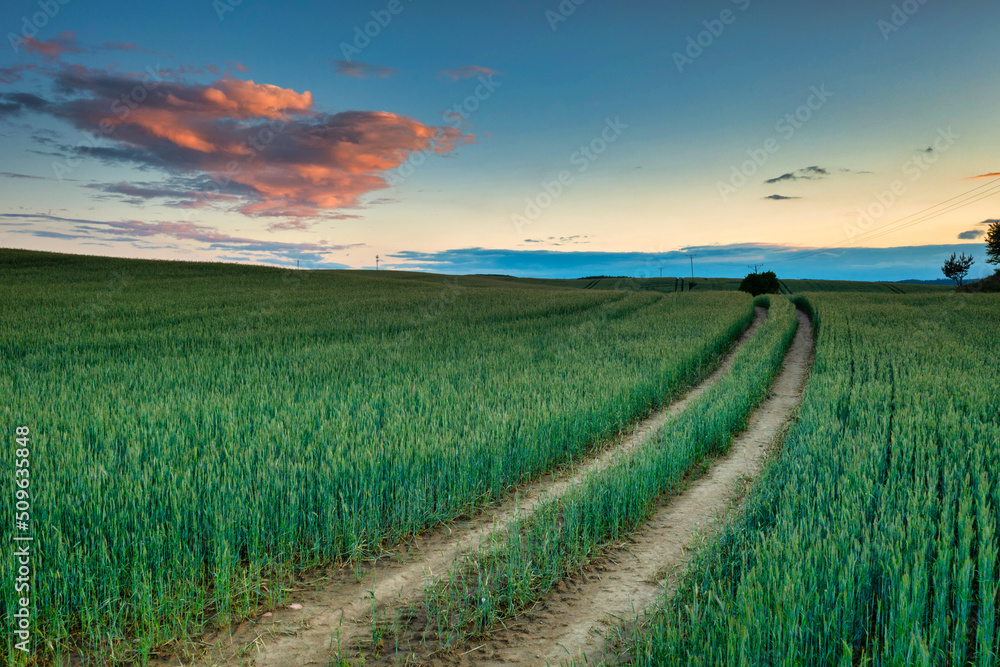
left=846, top=178, right=1000, bottom=245
left=773, top=176, right=1000, bottom=265
left=859, top=177, right=1000, bottom=236
left=848, top=180, right=1000, bottom=246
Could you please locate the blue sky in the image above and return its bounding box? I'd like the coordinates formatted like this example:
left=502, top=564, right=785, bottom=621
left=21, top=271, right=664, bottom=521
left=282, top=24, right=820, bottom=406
left=0, top=0, right=997, bottom=280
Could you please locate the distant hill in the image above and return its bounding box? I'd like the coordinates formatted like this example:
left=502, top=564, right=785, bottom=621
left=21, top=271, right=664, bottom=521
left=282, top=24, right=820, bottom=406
left=896, top=278, right=956, bottom=285
left=0, top=248, right=957, bottom=294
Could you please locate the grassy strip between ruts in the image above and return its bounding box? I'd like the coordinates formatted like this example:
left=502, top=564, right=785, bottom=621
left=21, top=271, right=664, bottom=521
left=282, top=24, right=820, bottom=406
left=418, top=295, right=800, bottom=649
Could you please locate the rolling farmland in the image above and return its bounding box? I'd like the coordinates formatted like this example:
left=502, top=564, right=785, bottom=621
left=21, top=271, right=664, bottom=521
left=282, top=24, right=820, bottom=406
left=2, top=250, right=997, bottom=667
left=1, top=2, right=996, bottom=665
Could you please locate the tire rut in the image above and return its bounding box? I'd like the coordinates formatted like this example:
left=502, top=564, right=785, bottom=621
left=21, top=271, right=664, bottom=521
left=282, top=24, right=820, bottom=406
left=442, top=309, right=814, bottom=667
left=161, top=308, right=767, bottom=667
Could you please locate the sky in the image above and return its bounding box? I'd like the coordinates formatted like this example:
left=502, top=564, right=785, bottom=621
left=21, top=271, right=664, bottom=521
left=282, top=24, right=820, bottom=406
left=0, top=0, right=997, bottom=280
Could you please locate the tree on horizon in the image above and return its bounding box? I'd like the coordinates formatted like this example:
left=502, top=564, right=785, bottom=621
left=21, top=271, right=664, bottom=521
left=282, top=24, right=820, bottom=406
left=942, top=252, right=975, bottom=287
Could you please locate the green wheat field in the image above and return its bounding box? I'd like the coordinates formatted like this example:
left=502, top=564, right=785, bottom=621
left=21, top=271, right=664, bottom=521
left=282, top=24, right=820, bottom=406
left=2, top=249, right=997, bottom=666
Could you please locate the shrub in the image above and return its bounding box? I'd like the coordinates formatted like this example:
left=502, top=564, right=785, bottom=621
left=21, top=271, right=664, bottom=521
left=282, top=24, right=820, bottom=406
left=739, top=271, right=781, bottom=296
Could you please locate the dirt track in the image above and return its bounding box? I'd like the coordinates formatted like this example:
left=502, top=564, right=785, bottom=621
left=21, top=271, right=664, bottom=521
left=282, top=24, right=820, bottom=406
left=162, top=308, right=766, bottom=667
left=445, top=309, right=814, bottom=666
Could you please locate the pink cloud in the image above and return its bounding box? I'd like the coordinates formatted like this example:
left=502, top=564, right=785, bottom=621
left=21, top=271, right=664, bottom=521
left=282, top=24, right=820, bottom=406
left=26, top=63, right=470, bottom=216
left=18, top=34, right=172, bottom=62
left=438, top=66, right=499, bottom=82
left=967, top=172, right=1000, bottom=179
left=267, top=219, right=313, bottom=232
left=22, top=32, right=85, bottom=59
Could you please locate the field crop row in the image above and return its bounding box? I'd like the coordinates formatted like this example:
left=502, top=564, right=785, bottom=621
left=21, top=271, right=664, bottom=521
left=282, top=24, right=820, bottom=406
left=0, top=251, right=753, bottom=663
left=625, top=293, right=1000, bottom=666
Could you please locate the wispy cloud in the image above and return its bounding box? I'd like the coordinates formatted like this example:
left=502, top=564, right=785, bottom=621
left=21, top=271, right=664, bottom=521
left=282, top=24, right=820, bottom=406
left=267, top=219, right=313, bottom=232
left=764, top=166, right=829, bottom=184
left=16, top=32, right=171, bottom=60
left=958, top=230, right=984, bottom=240
left=0, top=63, right=38, bottom=84
left=967, top=172, right=1000, bottom=180
left=438, top=66, right=499, bottom=81
left=21, top=229, right=91, bottom=240
left=102, top=41, right=159, bottom=55
left=523, top=235, right=592, bottom=246
left=0, top=92, right=50, bottom=117
left=331, top=60, right=397, bottom=79
left=21, top=32, right=86, bottom=59
left=764, top=194, right=800, bottom=200
left=0, top=171, right=46, bottom=179
left=0, top=212, right=364, bottom=265
left=83, top=180, right=240, bottom=208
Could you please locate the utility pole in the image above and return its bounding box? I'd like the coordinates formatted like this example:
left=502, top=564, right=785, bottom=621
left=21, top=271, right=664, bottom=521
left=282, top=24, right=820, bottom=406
left=297, top=259, right=300, bottom=269
left=747, top=263, right=763, bottom=273
left=659, top=266, right=663, bottom=278
left=376, top=255, right=380, bottom=271
left=686, top=253, right=696, bottom=279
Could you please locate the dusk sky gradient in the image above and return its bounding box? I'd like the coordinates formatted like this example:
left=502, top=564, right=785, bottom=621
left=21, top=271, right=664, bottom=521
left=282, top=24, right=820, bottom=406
left=1, top=0, right=998, bottom=280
